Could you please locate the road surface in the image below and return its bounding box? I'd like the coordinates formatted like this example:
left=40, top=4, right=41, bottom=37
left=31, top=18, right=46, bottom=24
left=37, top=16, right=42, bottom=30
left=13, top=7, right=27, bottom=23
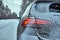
left=0, top=19, right=19, bottom=40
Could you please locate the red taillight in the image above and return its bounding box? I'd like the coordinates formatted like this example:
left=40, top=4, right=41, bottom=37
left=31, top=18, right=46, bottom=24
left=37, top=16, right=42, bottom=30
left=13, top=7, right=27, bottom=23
left=22, top=18, right=35, bottom=26
left=22, top=18, right=51, bottom=27
left=22, top=18, right=29, bottom=26
left=36, top=20, right=51, bottom=24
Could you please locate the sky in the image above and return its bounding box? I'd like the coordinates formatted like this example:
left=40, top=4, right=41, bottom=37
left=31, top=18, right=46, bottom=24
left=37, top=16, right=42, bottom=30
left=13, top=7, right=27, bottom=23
left=3, top=0, right=22, bottom=17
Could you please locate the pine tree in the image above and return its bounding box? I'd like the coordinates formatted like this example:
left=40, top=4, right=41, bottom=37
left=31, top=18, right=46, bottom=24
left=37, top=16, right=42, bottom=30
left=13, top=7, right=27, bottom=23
left=19, top=0, right=34, bottom=18
left=0, top=0, right=2, bottom=6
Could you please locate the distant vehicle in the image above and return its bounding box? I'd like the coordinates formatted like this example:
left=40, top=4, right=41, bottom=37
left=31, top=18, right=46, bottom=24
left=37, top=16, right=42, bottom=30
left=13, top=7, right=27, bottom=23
left=17, top=1, right=60, bottom=40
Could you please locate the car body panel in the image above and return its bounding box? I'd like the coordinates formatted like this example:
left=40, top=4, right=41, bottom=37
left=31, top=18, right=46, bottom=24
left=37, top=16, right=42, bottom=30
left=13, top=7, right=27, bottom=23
left=19, top=1, right=60, bottom=40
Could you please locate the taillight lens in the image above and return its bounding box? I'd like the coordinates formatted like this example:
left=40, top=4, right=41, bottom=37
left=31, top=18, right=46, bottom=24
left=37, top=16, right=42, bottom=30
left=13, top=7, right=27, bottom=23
left=22, top=17, right=51, bottom=27
left=36, top=20, right=51, bottom=24
left=22, top=17, right=35, bottom=26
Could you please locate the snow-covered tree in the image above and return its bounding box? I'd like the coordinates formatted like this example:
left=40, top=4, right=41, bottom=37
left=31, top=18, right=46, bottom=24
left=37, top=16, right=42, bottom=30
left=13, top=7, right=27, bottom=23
left=19, top=0, right=34, bottom=18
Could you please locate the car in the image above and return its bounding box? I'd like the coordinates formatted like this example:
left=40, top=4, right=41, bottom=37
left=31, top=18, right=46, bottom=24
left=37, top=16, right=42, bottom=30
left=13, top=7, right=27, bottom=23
left=17, top=1, right=60, bottom=40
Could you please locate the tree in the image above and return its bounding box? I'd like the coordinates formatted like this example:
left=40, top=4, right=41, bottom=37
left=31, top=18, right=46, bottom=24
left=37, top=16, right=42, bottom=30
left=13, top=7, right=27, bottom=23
left=0, top=0, right=6, bottom=19
left=0, top=0, right=2, bottom=6
left=5, top=5, right=11, bottom=14
left=19, top=0, right=34, bottom=18
left=8, top=12, right=18, bottom=19
left=12, top=12, right=18, bottom=18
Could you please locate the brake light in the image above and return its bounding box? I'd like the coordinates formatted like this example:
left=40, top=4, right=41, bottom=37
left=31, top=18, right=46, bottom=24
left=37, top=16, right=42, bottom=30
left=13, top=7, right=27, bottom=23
left=22, top=18, right=35, bottom=26
left=36, top=20, right=51, bottom=24
left=22, top=18, right=51, bottom=27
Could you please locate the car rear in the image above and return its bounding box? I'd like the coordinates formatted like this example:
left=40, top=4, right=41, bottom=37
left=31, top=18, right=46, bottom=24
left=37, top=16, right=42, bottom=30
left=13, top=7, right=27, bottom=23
left=20, top=1, right=60, bottom=40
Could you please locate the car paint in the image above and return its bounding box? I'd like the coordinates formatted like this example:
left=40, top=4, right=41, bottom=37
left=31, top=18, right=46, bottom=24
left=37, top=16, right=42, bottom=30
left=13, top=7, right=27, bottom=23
left=19, top=1, right=60, bottom=40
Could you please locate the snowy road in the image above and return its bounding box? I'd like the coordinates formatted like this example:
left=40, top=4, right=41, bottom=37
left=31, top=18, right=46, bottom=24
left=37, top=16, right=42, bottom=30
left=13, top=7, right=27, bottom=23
left=0, top=19, right=19, bottom=40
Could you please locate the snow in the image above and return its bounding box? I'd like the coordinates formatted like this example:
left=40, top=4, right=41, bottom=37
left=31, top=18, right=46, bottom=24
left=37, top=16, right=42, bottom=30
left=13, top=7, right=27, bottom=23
left=3, top=0, right=22, bottom=17
left=0, top=19, right=19, bottom=40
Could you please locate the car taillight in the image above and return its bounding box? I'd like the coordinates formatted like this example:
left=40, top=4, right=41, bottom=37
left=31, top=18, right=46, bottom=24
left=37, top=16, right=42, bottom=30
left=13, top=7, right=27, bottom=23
left=22, top=17, right=35, bottom=27
left=36, top=19, right=51, bottom=24
left=22, top=17, right=51, bottom=27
